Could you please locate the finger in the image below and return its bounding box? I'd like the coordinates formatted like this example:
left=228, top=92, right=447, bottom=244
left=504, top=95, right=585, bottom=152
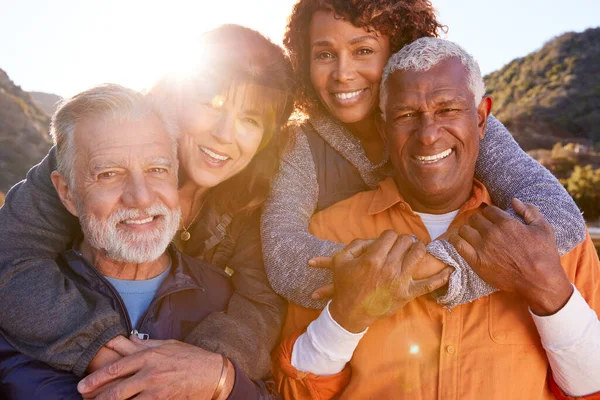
left=384, top=235, right=417, bottom=270
left=82, top=378, right=124, bottom=399
left=457, top=225, right=483, bottom=249
left=448, top=233, right=478, bottom=267
left=468, top=213, right=495, bottom=235
left=308, top=256, right=333, bottom=269
left=129, top=336, right=170, bottom=348
left=93, top=374, right=147, bottom=400
left=399, top=241, right=427, bottom=276
left=481, top=205, right=512, bottom=225
left=78, top=353, right=145, bottom=394
left=105, top=336, right=143, bottom=356
left=362, top=230, right=399, bottom=262
left=512, top=198, right=544, bottom=226
left=338, top=239, right=375, bottom=262
left=311, top=284, right=334, bottom=300
left=410, top=266, right=453, bottom=298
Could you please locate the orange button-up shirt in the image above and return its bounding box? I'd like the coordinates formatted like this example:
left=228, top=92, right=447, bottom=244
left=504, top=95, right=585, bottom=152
left=273, top=177, right=600, bottom=400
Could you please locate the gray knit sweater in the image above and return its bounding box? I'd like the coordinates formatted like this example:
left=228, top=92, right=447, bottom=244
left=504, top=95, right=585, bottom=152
left=261, top=114, right=586, bottom=309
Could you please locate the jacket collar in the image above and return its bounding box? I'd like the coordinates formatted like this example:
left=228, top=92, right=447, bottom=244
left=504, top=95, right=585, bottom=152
left=61, top=241, right=202, bottom=296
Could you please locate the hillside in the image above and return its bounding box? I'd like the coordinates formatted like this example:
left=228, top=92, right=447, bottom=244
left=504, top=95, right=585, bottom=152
left=0, top=68, right=53, bottom=193
left=484, top=27, right=600, bottom=151
left=31, top=91, right=62, bottom=116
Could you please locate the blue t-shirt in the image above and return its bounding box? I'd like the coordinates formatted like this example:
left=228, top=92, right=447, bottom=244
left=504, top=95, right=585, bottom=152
left=105, top=263, right=170, bottom=329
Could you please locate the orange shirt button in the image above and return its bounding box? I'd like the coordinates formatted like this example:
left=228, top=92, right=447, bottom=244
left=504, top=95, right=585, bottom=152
left=446, top=345, right=456, bottom=355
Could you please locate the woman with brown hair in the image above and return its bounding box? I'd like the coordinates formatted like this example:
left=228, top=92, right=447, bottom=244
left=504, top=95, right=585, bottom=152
left=262, top=0, right=586, bottom=316
left=0, top=24, right=293, bottom=397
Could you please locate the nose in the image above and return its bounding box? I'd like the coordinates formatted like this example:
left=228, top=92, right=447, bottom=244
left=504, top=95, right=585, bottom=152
left=210, top=112, right=235, bottom=145
left=417, top=113, right=442, bottom=146
left=121, top=172, right=156, bottom=210
left=332, top=53, right=356, bottom=83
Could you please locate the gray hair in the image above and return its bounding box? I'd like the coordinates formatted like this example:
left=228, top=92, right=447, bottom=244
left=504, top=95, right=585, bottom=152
left=51, top=84, right=176, bottom=187
left=380, top=37, right=485, bottom=120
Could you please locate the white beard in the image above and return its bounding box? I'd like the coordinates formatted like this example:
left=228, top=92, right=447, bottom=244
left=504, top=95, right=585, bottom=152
left=78, top=202, right=181, bottom=264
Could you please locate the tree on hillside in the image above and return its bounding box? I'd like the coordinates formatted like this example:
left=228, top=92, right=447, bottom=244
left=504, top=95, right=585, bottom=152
left=562, top=165, right=600, bottom=221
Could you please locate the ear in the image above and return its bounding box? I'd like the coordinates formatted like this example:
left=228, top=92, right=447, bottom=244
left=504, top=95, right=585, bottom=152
left=50, top=171, right=80, bottom=217
left=476, top=95, right=493, bottom=140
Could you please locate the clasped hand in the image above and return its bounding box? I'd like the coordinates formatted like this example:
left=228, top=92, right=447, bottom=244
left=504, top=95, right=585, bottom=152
left=314, top=230, right=452, bottom=333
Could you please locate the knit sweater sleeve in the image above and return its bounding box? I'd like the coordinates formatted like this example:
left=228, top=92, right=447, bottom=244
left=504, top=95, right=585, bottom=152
left=428, top=115, right=587, bottom=307
left=261, top=129, right=344, bottom=309
left=0, top=147, right=125, bottom=376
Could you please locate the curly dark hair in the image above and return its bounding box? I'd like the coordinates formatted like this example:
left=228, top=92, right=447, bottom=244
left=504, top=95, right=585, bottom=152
left=284, top=0, right=446, bottom=112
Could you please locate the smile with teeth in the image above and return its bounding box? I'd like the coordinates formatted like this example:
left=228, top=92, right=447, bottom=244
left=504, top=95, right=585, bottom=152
left=200, top=146, right=230, bottom=162
left=334, top=89, right=365, bottom=100
left=123, top=216, right=156, bottom=225
left=414, top=149, right=453, bottom=164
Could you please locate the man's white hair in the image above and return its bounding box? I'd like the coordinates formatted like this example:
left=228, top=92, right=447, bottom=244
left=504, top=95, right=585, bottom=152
left=380, top=37, right=486, bottom=120
left=50, top=84, right=177, bottom=187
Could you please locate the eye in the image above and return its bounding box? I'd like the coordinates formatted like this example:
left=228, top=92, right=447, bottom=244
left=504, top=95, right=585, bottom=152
left=440, top=108, right=459, bottom=114
left=148, top=167, right=168, bottom=174
left=356, top=48, right=374, bottom=56
left=396, top=112, right=416, bottom=119
left=242, top=116, right=262, bottom=128
left=98, top=171, right=117, bottom=180
left=315, top=51, right=334, bottom=61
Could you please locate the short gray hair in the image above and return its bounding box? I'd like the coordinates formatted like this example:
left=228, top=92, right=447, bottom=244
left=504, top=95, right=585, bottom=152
left=51, top=84, right=176, bottom=187
left=380, top=37, right=485, bottom=119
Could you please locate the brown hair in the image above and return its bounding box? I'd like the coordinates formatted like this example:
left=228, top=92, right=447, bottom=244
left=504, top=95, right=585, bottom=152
left=151, top=24, right=295, bottom=216
left=284, top=0, right=446, bottom=112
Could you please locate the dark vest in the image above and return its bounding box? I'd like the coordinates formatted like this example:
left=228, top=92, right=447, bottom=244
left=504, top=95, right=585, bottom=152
left=303, top=123, right=370, bottom=212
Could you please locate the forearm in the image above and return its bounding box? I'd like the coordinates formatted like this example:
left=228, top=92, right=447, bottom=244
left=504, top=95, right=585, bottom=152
left=291, top=302, right=365, bottom=376
left=274, top=330, right=351, bottom=400
left=261, top=129, right=344, bottom=309
left=475, top=115, right=586, bottom=255
left=532, top=285, right=600, bottom=397
left=0, top=148, right=126, bottom=375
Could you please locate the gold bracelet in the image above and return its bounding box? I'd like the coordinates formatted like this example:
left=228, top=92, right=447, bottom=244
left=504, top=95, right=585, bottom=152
left=212, top=355, right=230, bottom=400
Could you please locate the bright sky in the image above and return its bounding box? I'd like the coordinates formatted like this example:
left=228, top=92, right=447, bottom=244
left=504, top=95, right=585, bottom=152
left=1, top=0, right=598, bottom=98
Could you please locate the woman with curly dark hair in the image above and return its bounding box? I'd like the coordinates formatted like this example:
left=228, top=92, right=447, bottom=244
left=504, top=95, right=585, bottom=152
left=263, top=2, right=586, bottom=396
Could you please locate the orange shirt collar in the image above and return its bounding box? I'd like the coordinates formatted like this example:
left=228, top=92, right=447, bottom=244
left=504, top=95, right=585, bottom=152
left=368, top=176, right=493, bottom=216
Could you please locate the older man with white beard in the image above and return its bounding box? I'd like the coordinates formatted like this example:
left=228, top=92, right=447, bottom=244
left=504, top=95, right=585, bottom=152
left=0, top=84, right=273, bottom=400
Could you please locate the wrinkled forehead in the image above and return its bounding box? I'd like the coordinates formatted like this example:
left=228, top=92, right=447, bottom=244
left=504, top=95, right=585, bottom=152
left=73, top=114, right=175, bottom=169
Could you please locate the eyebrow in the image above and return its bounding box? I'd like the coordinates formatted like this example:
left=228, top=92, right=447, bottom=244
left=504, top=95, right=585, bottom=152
left=90, top=161, right=121, bottom=174
left=311, top=35, right=379, bottom=49
left=147, top=157, right=173, bottom=167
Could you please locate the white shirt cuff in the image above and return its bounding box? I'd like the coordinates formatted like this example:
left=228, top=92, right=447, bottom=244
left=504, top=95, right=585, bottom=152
left=291, top=301, right=367, bottom=375
left=530, top=284, right=596, bottom=350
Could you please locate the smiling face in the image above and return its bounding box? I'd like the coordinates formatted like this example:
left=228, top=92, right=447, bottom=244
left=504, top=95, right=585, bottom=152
left=52, top=114, right=181, bottom=263
left=309, top=9, right=390, bottom=124
left=384, top=57, right=492, bottom=213
left=177, top=80, right=269, bottom=189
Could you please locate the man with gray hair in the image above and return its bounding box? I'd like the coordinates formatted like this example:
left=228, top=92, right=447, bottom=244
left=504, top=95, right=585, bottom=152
left=0, top=84, right=273, bottom=399
left=273, top=38, right=600, bottom=399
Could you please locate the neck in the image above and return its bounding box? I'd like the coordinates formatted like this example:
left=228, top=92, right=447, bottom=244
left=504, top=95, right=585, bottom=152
left=79, top=240, right=169, bottom=280
left=343, top=114, right=385, bottom=163
left=178, top=179, right=209, bottom=228
left=394, top=178, right=472, bottom=214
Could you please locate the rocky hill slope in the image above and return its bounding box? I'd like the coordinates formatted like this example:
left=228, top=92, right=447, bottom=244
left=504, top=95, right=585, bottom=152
left=31, top=91, right=62, bottom=117
left=0, top=68, right=53, bottom=193
left=484, top=27, right=600, bottom=151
